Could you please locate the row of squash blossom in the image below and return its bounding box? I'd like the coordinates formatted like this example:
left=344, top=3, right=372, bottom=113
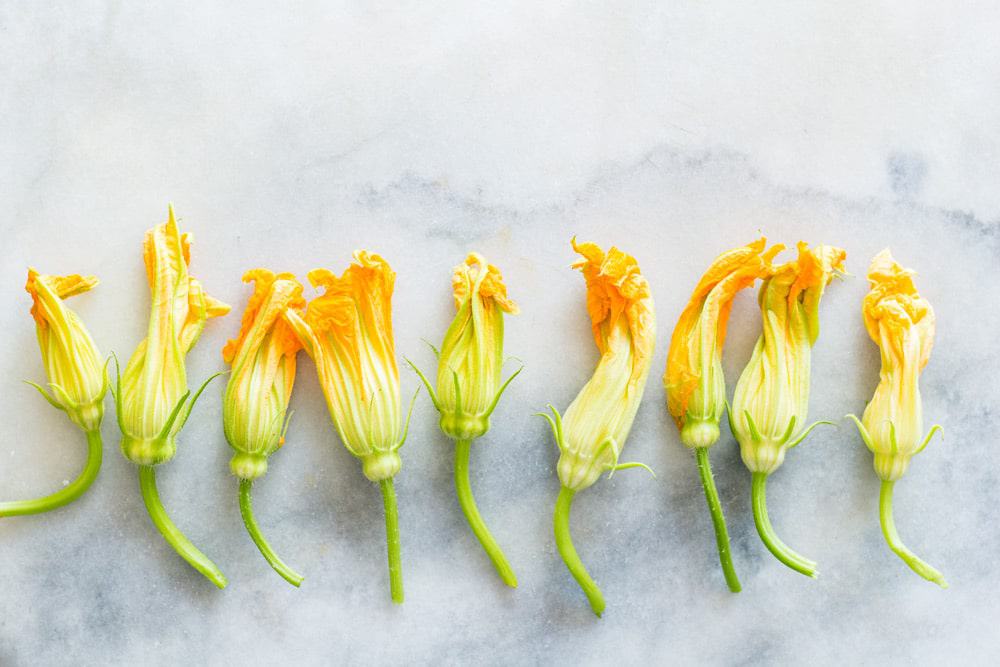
left=6, top=206, right=944, bottom=616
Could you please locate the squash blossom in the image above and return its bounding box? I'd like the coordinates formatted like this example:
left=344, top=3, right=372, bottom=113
left=663, top=238, right=783, bottom=592
left=0, top=270, right=108, bottom=518
left=539, top=239, right=656, bottom=617
left=115, top=205, right=231, bottom=589
left=285, top=251, right=415, bottom=604
left=222, top=269, right=306, bottom=587
left=848, top=250, right=946, bottom=588
left=730, top=242, right=845, bottom=578
left=409, top=253, right=522, bottom=588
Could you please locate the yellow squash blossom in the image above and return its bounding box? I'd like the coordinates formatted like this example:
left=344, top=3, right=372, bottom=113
left=433, top=253, right=520, bottom=440
left=116, top=205, right=231, bottom=589
left=662, top=238, right=782, bottom=592
left=409, top=253, right=522, bottom=589
left=285, top=251, right=414, bottom=604
left=222, top=269, right=306, bottom=587
left=0, top=270, right=107, bottom=518
left=848, top=249, right=946, bottom=587
left=730, top=242, right=846, bottom=578
left=540, top=239, right=656, bottom=617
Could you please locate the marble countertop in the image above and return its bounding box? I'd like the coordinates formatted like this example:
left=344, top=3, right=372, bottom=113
left=2, top=3, right=999, bottom=665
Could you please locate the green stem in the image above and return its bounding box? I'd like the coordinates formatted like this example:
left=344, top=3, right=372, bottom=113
left=379, top=478, right=404, bottom=604
left=453, top=438, right=518, bottom=587
left=0, top=429, right=103, bottom=517
left=138, top=465, right=227, bottom=589
left=239, top=479, right=304, bottom=587
left=695, top=447, right=741, bottom=592
left=879, top=480, right=948, bottom=588
left=750, top=472, right=818, bottom=578
left=554, top=486, right=605, bottom=617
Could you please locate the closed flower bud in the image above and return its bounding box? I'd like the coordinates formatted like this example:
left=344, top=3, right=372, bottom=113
left=2, top=268, right=108, bottom=518
left=547, top=239, right=657, bottom=492
left=665, top=238, right=783, bottom=448
left=853, top=250, right=937, bottom=481
left=432, top=253, right=520, bottom=440
left=731, top=242, right=846, bottom=474
left=222, top=270, right=305, bottom=480
left=25, top=269, right=107, bottom=432
left=284, top=251, right=407, bottom=482
left=117, top=206, right=231, bottom=466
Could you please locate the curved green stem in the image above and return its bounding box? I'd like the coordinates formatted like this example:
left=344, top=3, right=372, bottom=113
left=554, top=486, right=605, bottom=616
left=379, top=478, right=404, bottom=604
left=454, top=438, right=517, bottom=587
left=139, top=466, right=227, bottom=589
left=750, top=472, right=818, bottom=578
left=0, top=429, right=103, bottom=517
left=879, top=480, right=948, bottom=588
left=695, top=447, right=741, bottom=592
left=239, top=479, right=304, bottom=587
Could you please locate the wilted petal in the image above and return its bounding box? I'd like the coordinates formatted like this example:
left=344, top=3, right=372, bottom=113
left=555, top=239, right=656, bottom=492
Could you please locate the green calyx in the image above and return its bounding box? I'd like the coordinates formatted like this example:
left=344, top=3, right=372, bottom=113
left=406, top=358, right=522, bottom=443
left=539, top=404, right=654, bottom=492
left=231, top=453, right=269, bottom=480
left=121, top=435, right=177, bottom=466
left=680, top=419, right=720, bottom=449
left=847, top=414, right=943, bottom=482
left=361, top=451, right=402, bottom=482
left=439, top=413, right=490, bottom=441
left=728, top=403, right=835, bottom=475
left=113, top=362, right=222, bottom=467
left=27, top=381, right=106, bottom=433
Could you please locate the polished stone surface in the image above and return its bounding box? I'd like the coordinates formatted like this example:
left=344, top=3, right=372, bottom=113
left=2, top=3, right=998, bottom=665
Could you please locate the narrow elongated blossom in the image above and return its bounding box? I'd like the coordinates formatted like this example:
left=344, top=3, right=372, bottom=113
left=540, top=239, right=656, bottom=617
left=409, top=253, right=521, bottom=588
left=663, top=238, right=782, bottom=592
left=285, top=251, right=414, bottom=604
left=222, top=269, right=306, bottom=587
left=731, top=242, right=846, bottom=578
left=0, top=270, right=107, bottom=518
left=848, top=250, right=946, bottom=587
left=116, top=206, right=230, bottom=589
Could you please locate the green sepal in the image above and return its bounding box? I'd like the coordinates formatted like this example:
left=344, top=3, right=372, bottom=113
left=405, top=357, right=440, bottom=411
left=915, top=424, right=943, bottom=455
left=607, top=461, right=656, bottom=479
left=397, top=387, right=421, bottom=448
left=483, top=365, right=523, bottom=418
left=846, top=414, right=875, bottom=452
left=536, top=404, right=565, bottom=450
left=24, top=380, right=66, bottom=412
left=786, top=420, right=836, bottom=449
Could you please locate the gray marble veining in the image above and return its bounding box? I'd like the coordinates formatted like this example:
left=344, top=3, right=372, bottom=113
left=2, top=3, right=999, bottom=665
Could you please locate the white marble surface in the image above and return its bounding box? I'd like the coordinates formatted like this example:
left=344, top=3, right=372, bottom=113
left=2, top=3, right=999, bottom=665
